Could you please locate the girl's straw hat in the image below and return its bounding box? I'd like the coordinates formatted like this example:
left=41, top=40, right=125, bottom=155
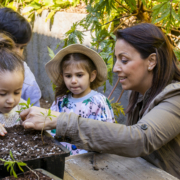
left=45, top=44, right=107, bottom=86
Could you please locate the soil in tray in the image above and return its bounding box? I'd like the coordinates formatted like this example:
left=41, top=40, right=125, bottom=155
left=2, top=170, right=54, bottom=180
left=0, top=125, right=64, bottom=161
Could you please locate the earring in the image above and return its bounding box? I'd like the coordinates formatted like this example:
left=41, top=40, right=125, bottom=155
left=148, top=67, right=151, bottom=71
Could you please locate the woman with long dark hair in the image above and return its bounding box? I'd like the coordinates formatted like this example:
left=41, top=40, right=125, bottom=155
left=20, top=23, right=180, bottom=178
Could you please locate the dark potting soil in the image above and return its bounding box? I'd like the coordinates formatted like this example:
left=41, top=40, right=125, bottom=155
left=2, top=170, right=54, bottom=180
left=0, top=125, right=64, bottom=162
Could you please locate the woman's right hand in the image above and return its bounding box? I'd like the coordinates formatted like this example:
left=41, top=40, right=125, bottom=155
left=20, top=106, right=60, bottom=130
left=0, top=123, right=7, bottom=136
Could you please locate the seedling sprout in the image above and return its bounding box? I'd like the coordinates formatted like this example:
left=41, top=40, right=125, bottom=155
left=16, top=97, right=34, bottom=122
left=40, top=109, right=56, bottom=144
left=0, top=150, right=39, bottom=179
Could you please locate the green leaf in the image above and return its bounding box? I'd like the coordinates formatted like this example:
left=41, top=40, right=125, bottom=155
left=40, top=112, right=45, bottom=116
left=154, top=8, right=170, bottom=23
left=27, top=97, right=31, bottom=106
left=45, top=10, right=56, bottom=22
left=44, top=0, right=54, bottom=6
left=10, top=164, right=14, bottom=175
left=17, top=164, right=24, bottom=172
left=172, top=0, right=180, bottom=2
left=124, top=0, right=136, bottom=12
left=18, top=162, right=27, bottom=166
left=51, top=115, right=57, bottom=117
left=12, top=169, right=17, bottom=178
left=0, top=158, right=6, bottom=162
left=7, top=164, right=11, bottom=172
left=157, top=0, right=169, bottom=2
left=172, top=9, right=180, bottom=21
left=47, top=46, right=55, bottom=59
left=29, top=1, right=41, bottom=10
left=55, top=40, right=64, bottom=50
left=10, top=151, right=15, bottom=161
left=17, top=162, right=25, bottom=172
left=48, top=109, right=51, bottom=116
left=7, top=2, right=17, bottom=11
left=4, top=161, right=10, bottom=166
left=72, top=0, right=80, bottom=7
left=55, top=0, right=71, bottom=8
left=37, top=8, right=44, bottom=15
left=152, top=2, right=166, bottom=11
left=20, top=107, right=27, bottom=110
left=19, top=103, right=28, bottom=106
left=16, top=118, right=21, bottom=122
left=75, top=30, right=85, bottom=44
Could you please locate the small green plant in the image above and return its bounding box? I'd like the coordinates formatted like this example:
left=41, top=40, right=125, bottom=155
left=0, top=150, right=39, bottom=179
left=0, top=150, right=26, bottom=178
left=40, top=109, right=56, bottom=144
left=16, top=97, right=34, bottom=122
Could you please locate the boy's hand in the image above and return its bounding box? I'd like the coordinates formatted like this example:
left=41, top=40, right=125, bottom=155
left=0, top=123, right=7, bottom=136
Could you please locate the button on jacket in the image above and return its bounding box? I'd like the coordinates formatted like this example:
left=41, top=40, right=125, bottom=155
left=56, top=82, right=180, bottom=178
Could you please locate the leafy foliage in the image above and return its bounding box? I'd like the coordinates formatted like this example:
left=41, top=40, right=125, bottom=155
left=3, top=1, right=180, bottom=85
left=3, top=1, right=180, bottom=70
left=1, top=0, right=81, bottom=22
left=109, top=98, right=125, bottom=123
left=58, top=0, right=180, bottom=87
left=0, top=151, right=26, bottom=178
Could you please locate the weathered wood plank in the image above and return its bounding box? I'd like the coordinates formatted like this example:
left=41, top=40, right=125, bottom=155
left=64, top=152, right=178, bottom=180
left=64, top=171, right=76, bottom=180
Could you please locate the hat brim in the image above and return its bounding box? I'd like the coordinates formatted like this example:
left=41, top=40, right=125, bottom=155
left=45, top=44, right=107, bottom=86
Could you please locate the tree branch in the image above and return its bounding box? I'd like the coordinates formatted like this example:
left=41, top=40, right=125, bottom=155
left=108, top=77, right=120, bottom=100
left=81, top=14, right=134, bottom=33
left=116, top=89, right=124, bottom=103
left=115, top=0, right=130, bottom=12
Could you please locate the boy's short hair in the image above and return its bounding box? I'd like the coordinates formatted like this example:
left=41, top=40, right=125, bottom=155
left=0, top=7, right=32, bottom=44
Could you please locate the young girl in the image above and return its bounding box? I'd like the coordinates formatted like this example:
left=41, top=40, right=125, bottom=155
left=0, top=33, right=26, bottom=136
left=0, top=7, right=41, bottom=107
left=45, top=44, right=115, bottom=155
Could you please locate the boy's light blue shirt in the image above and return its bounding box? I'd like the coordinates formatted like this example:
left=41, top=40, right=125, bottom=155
left=21, top=62, right=41, bottom=107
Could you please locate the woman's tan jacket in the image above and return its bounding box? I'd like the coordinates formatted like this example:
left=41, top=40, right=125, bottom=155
left=56, top=82, right=180, bottom=178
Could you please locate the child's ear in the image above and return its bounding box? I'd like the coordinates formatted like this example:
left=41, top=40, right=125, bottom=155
left=90, top=70, right=97, bottom=82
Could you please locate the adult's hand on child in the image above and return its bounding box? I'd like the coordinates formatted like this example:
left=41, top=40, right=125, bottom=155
left=20, top=106, right=59, bottom=130
left=0, top=123, right=7, bottom=136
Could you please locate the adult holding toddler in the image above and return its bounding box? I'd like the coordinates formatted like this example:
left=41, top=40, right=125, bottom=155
left=21, top=23, right=180, bottom=178
left=0, top=7, right=41, bottom=106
